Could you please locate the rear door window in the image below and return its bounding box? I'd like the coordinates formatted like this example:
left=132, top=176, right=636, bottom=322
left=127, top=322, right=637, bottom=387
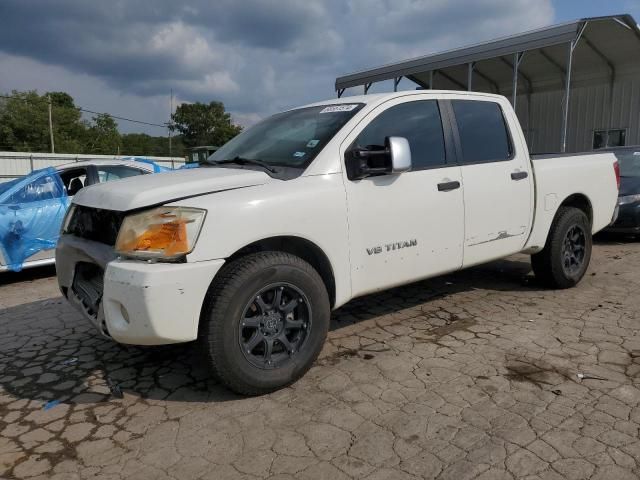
left=451, top=100, right=513, bottom=163
left=96, top=166, right=145, bottom=183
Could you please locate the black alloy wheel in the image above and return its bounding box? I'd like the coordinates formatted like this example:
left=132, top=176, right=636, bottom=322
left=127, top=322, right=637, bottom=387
left=239, top=283, right=311, bottom=369
left=561, top=225, right=586, bottom=276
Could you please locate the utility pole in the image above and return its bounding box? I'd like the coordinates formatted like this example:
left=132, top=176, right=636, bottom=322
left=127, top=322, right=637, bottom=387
left=47, top=95, right=55, bottom=153
left=169, top=88, right=173, bottom=159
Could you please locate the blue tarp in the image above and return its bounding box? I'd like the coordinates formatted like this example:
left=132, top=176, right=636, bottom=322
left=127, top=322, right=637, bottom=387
left=0, top=160, right=176, bottom=271
left=179, top=162, right=200, bottom=169
left=0, top=168, right=69, bottom=272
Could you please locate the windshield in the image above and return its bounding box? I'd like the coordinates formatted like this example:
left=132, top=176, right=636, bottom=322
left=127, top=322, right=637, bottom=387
left=614, top=149, right=640, bottom=177
left=207, top=103, right=364, bottom=169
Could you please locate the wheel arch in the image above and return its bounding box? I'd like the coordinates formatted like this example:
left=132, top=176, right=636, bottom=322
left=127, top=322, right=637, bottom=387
left=224, top=235, right=337, bottom=308
left=558, top=193, right=593, bottom=227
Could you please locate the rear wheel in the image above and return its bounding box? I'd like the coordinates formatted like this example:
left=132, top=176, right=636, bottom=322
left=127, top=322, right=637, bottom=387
left=199, top=251, right=330, bottom=395
left=531, top=206, right=592, bottom=289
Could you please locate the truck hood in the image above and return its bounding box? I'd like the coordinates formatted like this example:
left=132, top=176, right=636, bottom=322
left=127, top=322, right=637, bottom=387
left=73, top=167, right=274, bottom=211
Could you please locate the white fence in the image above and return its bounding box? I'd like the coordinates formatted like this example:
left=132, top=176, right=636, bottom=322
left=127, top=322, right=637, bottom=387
left=0, top=151, right=185, bottom=181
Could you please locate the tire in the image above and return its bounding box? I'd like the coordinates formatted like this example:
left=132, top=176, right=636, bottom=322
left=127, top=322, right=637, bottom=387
left=531, top=206, right=592, bottom=289
left=199, top=251, right=330, bottom=395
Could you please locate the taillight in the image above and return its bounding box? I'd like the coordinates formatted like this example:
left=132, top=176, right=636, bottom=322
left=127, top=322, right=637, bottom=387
left=614, top=161, right=620, bottom=190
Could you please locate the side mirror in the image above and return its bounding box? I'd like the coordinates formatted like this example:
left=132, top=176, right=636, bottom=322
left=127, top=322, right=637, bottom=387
left=345, top=136, right=412, bottom=180
left=387, top=136, right=412, bottom=173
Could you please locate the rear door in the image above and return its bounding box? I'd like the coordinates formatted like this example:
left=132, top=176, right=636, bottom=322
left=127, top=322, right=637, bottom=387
left=447, top=98, right=533, bottom=267
left=342, top=96, right=465, bottom=297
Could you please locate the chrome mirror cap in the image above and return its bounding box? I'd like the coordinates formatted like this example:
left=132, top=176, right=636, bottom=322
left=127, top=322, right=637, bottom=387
left=388, top=136, right=412, bottom=173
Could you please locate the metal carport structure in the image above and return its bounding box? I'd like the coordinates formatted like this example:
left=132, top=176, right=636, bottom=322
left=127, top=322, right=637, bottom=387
left=335, top=14, right=640, bottom=153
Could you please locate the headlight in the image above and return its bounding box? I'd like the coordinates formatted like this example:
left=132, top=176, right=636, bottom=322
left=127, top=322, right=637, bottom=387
left=618, top=194, right=640, bottom=206
left=115, top=207, right=206, bottom=260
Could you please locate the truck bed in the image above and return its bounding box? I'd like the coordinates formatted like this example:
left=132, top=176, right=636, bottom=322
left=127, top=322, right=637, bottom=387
left=523, top=151, right=619, bottom=252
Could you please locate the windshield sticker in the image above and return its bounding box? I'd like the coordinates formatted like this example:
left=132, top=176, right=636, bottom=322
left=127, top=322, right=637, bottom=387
left=293, top=151, right=306, bottom=158
left=319, top=104, right=358, bottom=114
left=306, top=139, right=320, bottom=148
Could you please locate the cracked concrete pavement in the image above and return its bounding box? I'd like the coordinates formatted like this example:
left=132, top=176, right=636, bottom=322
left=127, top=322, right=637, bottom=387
left=1, top=237, right=640, bottom=479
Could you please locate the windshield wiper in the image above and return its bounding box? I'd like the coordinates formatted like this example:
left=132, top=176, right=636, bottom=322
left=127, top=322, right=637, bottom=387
left=210, top=156, right=278, bottom=173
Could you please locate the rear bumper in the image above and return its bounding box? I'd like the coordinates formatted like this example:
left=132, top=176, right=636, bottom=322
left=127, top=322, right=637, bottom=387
left=57, top=235, right=224, bottom=345
left=605, top=201, right=640, bottom=234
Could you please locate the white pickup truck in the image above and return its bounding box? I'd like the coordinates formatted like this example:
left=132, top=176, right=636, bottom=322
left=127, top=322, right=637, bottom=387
left=56, top=91, right=619, bottom=395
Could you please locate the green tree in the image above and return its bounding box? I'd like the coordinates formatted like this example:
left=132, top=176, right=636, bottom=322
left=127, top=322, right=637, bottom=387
left=0, top=90, right=51, bottom=151
left=0, top=89, right=187, bottom=158
left=0, top=90, right=87, bottom=153
left=84, top=114, right=121, bottom=155
left=121, top=133, right=185, bottom=157
left=171, top=101, right=242, bottom=148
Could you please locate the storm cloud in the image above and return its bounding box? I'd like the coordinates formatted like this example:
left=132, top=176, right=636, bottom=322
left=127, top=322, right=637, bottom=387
left=0, top=0, right=554, bottom=132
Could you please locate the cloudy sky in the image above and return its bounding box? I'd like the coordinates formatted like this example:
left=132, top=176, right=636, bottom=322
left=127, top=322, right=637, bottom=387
left=0, top=0, right=638, bottom=135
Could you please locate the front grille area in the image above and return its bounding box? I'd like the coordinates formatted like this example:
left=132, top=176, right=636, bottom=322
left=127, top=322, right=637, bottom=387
left=72, top=262, right=105, bottom=319
left=66, top=205, right=125, bottom=246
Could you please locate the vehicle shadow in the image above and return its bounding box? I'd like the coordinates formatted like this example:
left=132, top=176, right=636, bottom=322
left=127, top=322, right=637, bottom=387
left=0, top=256, right=542, bottom=407
left=0, top=264, right=56, bottom=286
left=593, top=231, right=639, bottom=245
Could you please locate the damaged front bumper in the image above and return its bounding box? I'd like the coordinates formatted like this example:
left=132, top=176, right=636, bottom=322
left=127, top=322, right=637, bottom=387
left=56, top=234, right=224, bottom=345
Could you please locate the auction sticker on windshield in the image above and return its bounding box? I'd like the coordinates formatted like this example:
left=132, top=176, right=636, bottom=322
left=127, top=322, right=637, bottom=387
left=319, top=105, right=359, bottom=113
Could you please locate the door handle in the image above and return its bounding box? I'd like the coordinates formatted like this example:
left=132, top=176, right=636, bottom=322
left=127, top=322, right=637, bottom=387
left=437, top=181, right=461, bottom=192
left=511, top=171, right=528, bottom=181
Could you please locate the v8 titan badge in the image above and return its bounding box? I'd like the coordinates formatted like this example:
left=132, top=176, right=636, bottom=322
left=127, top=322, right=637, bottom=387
left=367, top=239, right=417, bottom=256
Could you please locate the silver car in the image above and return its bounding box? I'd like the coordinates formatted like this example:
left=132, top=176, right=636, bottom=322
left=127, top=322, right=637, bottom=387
left=0, top=160, right=158, bottom=272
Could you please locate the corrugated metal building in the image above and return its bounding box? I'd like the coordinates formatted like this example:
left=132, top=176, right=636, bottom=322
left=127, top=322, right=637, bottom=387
left=0, top=152, right=184, bottom=181
left=335, top=14, right=640, bottom=154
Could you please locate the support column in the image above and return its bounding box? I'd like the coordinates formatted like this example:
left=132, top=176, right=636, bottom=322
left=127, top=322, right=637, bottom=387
left=364, top=83, right=372, bottom=95
left=561, top=42, right=574, bottom=153
left=561, top=22, right=586, bottom=152
left=467, top=63, right=474, bottom=91
left=512, top=52, right=524, bottom=109
left=429, top=71, right=434, bottom=89
left=393, top=77, right=402, bottom=92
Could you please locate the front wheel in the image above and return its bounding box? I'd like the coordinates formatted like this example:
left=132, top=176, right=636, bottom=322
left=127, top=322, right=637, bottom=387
left=531, top=206, right=592, bottom=289
left=199, top=252, right=330, bottom=395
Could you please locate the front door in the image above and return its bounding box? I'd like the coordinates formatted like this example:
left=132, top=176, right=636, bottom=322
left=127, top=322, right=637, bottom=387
left=342, top=97, right=465, bottom=298
left=447, top=98, right=533, bottom=267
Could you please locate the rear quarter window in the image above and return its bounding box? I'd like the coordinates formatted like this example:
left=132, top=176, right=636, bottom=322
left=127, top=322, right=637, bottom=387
left=452, top=100, right=513, bottom=164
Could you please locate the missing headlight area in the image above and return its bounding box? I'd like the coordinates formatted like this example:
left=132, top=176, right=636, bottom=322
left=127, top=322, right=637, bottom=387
left=65, top=206, right=125, bottom=246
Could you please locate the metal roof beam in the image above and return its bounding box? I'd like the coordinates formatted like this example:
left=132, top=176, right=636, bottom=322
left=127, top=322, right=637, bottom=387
left=436, top=70, right=467, bottom=90
left=582, top=35, right=615, bottom=76
left=405, top=74, right=429, bottom=89
left=334, top=17, right=585, bottom=90
left=538, top=48, right=566, bottom=77
left=334, top=14, right=640, bottom=92
left=473, top=66, right=500, bottom=93
left=614, top=16, right=640, bottom=44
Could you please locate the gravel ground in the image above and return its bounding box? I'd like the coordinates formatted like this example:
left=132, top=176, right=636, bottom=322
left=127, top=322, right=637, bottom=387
left=1, top=237, right=640, bottom=480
